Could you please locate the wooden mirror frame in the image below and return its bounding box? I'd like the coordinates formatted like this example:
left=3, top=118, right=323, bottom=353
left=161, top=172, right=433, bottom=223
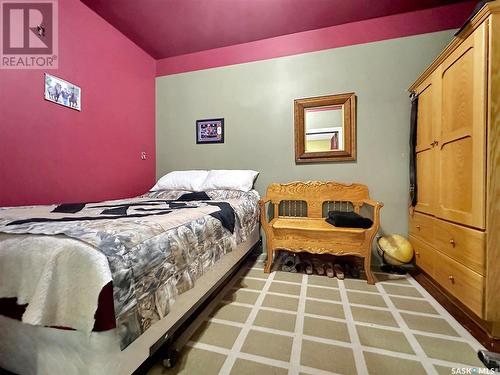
left=294, top=93, right=356, bottom=163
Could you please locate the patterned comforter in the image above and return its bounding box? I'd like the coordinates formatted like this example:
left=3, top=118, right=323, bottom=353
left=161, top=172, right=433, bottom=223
left=0, top=189, right=259, bottom=349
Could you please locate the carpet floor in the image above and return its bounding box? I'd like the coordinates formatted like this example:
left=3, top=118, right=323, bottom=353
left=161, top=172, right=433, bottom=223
left=147, top=258, right=486, bottom=375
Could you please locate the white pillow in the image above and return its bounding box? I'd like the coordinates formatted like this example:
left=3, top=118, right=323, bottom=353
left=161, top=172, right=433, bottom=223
left=151, top=170, right=209, bottom=191
left=202, top=170, right=259, bottom=192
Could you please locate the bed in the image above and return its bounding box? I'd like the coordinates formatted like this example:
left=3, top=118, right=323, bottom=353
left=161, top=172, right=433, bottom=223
left=0, top=179, right=260, bottom=375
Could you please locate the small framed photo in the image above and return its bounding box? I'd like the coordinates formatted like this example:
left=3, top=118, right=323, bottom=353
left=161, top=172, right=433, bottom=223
left=196, top=118, right=224, bottom=144
left=44, top=73, right=81, bottom=111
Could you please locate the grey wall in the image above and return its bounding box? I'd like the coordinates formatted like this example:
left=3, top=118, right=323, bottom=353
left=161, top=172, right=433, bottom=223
left=156, top=30, right=454, bottom=237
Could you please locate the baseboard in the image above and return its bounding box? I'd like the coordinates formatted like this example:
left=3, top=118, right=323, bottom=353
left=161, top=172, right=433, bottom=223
left=410, top=268, right=500, bottom=352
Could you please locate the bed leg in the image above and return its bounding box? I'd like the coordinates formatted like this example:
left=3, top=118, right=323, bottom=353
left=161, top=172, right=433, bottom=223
left=162, top=347, right=179, bottom=369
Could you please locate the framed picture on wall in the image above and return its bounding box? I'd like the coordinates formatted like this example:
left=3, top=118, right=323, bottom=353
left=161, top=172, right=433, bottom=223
left=196, top=118, right=224, bottom=144
left=44, top=73, right=81, bottom=111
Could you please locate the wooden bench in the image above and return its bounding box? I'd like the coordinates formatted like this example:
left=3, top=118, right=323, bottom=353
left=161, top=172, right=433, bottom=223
left=259, top=181, right=383, bottom=284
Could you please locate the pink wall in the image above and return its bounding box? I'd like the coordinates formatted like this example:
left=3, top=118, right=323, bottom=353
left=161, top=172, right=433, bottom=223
left=156, top=1, right=475, bottom=76
left=0, top=0, right=473, bottom=206
left=0, top=0, right=156, bottom=206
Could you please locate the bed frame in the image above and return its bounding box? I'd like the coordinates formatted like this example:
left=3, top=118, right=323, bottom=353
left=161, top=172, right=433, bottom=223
left=0, top=228, right=261, bottom=375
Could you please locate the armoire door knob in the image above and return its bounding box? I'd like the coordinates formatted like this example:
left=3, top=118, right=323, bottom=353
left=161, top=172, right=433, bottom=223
left=449, top=239, right=455, bottom=246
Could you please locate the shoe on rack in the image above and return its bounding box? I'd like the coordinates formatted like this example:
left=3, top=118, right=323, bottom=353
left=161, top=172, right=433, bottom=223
left=333, top=263, right=345, bottom=280
left=304, top=260, right=313, bottom=275
left=325, top=262, right=335, bottom=278
left=312, top=258, right=325, bottom=275
left=345, top=263, right=359, bottom=279
left=282, top=254, right=295, bottom=272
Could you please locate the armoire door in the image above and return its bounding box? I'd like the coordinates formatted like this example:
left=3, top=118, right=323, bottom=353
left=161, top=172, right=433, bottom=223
left=414, top=72, right=439, bottom=215
left=437, top=22, right=487, bottom=229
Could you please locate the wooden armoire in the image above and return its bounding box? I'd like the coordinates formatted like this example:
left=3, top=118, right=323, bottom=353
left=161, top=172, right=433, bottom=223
left=408, top=1, right=500, bottom=339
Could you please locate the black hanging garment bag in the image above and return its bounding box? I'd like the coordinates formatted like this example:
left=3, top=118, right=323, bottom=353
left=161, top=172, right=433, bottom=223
left=409, top=93, right=418, bottom=207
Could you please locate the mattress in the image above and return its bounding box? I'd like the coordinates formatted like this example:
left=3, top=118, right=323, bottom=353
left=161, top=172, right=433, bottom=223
left=0, top=189, right=259, bottom=351
left=0, top=227, right=261, bottom=375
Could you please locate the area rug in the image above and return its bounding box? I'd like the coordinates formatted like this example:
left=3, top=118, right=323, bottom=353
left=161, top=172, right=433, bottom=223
left=148, top=257, right=486, bottom=375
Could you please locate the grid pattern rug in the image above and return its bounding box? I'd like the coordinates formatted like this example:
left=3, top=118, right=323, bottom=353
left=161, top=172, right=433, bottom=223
left=148, top=258, right=486, bottom=375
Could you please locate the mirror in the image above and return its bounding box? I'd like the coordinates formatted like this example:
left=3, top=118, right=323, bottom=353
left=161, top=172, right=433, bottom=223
left=294, top=93, right=356, bottom=163
left=305, top=105, right=344, bottom=152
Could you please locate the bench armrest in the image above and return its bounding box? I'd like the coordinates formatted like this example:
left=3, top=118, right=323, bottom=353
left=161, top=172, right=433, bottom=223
left=258, top=197, right=272, bottom=226
left=258, top=197, right=271, bottom=207
left=361, top=199, right=383, bottom=234
left=362, top=199, right=384, bottom=208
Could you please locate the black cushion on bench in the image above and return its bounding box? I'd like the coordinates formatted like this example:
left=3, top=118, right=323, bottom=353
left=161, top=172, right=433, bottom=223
left=326, top=211, right=373, bottom=229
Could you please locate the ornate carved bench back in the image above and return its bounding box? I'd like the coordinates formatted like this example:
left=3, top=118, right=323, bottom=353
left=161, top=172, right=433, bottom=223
left=266, top=181, right=370, bottom=218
